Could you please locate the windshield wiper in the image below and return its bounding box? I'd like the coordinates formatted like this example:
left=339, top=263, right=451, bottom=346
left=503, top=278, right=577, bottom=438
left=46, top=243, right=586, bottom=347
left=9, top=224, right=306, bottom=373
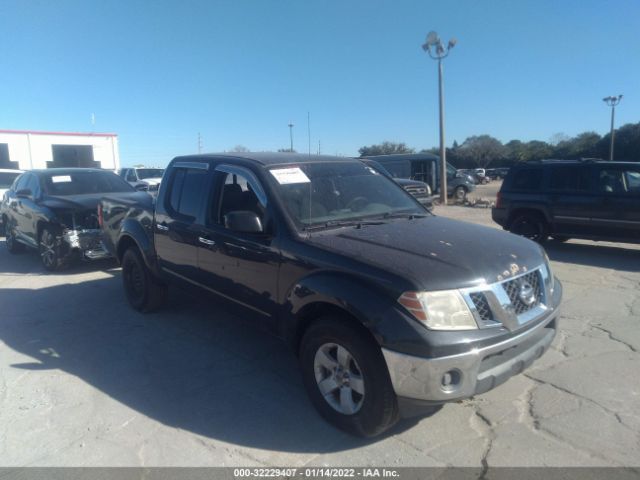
left=380, top=212, right=429, bottom=220
left=302, top=220, right=386, bottom=232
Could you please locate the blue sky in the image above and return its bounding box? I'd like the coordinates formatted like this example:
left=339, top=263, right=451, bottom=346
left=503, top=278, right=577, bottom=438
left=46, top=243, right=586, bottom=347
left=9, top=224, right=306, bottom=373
left=2, top=0, right=638, bottom=166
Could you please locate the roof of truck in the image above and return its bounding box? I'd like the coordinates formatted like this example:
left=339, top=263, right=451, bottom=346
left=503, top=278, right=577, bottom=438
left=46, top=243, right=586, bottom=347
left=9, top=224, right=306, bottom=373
left=172, top=152, right=362, bottom=167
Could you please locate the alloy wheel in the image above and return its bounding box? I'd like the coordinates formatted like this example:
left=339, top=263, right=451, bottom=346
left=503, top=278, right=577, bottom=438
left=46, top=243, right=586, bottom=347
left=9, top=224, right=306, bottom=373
left=314, top=342, right=365, bottom=415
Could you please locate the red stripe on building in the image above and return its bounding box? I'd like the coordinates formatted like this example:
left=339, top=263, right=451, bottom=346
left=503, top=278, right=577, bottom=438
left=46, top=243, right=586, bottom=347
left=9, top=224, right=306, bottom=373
left=0, top=129, right=118, bottom=137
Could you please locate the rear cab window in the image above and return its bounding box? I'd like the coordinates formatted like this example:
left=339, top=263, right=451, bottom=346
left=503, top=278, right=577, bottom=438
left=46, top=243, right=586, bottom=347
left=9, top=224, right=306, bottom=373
left=165, top=165, right=209, bottom=221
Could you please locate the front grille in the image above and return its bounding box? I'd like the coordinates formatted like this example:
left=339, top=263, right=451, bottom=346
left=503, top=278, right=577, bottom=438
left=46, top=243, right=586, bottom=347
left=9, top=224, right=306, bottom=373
left=501, top=270, right=542, bottom=315
left=404, top=186, right=427, bottom=195
left=470, top=292, right=493, bottom=321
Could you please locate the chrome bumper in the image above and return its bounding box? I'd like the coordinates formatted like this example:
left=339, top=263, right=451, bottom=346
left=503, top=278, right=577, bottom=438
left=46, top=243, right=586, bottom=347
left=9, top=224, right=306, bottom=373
left=382, top=279, right=562, bottom=403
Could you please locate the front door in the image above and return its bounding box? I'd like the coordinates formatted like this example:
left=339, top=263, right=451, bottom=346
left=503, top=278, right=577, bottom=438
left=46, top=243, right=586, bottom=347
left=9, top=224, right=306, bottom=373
left=196, top=164, right=281, bottom=321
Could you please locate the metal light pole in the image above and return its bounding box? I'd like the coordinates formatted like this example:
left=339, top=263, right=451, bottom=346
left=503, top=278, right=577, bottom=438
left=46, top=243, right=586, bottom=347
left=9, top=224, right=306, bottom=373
left=288, top=122, right=294, bottom=152
left=602, top=95, right=623, bottom=161
left=423, top=31, right=456, bottom=205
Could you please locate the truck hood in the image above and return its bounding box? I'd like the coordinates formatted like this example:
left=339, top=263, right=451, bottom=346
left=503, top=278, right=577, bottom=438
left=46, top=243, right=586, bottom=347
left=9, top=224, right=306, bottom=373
left=306, top=216, right=545, bottom=291
left=141, top=178, right=162, bottom=185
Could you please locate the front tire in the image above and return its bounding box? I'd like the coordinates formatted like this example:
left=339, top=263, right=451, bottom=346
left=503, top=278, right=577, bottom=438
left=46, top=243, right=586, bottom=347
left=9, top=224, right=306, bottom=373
left=300, top=316, right=399, bottom=437
left=121, top=247, right=167, bottom=312
left=509, top=213, right=548, bottom=243
left=453, top=186, right=467, bottom=202
left=39, top=227, right=68, bottom=271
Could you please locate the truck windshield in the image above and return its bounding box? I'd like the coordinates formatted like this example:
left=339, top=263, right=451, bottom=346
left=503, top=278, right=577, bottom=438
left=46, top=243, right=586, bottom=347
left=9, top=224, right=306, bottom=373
left=43, top=171, right=135, bottom=196
left=270, top=162, right=425, bottom=229
left=136, top=168, right=164, bottom=179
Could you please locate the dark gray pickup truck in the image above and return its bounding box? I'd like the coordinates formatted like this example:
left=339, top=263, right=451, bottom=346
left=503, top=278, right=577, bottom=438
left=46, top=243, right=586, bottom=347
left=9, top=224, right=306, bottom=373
left=100, top=152, right=562, bottom=437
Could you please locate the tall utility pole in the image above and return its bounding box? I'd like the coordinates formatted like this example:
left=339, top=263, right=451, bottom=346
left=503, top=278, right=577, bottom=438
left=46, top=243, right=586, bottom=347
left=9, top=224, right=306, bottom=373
left=602, top=95, right=623, bottom=161
left=288, top=122, right=294, bottom=152
left=422, top=31, right=456, bottom=205
left=198, top=132, right=203, bottom=153
left=307, top=112, right=311, bottom=156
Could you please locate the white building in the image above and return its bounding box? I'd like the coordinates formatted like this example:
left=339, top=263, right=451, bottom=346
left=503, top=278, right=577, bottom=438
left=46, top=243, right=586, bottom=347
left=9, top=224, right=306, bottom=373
left=0, top=129, right=120, bottom=171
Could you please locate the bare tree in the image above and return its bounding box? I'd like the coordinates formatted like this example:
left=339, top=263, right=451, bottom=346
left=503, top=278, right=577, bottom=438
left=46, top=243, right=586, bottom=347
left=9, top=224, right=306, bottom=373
left=231, top=145, right=249, bottom=152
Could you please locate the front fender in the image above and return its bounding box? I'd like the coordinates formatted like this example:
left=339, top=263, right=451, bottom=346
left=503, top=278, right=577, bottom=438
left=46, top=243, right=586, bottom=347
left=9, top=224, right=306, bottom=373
left=283, top=271, right=413, bottom=348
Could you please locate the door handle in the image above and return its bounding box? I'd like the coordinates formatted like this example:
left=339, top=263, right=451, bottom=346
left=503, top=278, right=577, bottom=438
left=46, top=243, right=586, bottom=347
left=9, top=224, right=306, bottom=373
left=198, top=236, right=216, bottom=246
left=156, top=223, right=169, bottom=231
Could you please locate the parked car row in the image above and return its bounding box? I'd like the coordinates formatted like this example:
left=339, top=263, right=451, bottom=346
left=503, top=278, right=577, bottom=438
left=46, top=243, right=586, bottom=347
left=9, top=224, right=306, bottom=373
left=2, top=153, right=565, bottom=438
left=118, top=167, right=164, bottom=193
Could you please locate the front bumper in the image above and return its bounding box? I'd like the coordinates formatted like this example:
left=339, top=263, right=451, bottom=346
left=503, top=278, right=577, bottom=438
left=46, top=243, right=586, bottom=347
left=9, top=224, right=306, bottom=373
left=382, top=279, right=561, bottom=403
left=62, top=229, right=111, bottom=261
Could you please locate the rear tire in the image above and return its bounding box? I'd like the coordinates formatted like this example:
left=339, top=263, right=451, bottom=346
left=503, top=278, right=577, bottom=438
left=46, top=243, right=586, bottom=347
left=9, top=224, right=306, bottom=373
left=509, top=213, right=548, bottom=243
left=299, top=316, right=399, bottom=437
left=121, top=247, right=167, bottom=312
left=5, top=221, right=25, bottom=254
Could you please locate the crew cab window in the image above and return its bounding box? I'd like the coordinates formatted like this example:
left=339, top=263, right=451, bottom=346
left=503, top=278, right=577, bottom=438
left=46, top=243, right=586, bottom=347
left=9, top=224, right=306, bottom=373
left=549, top=166, right=591, bottom=191
left=167, top=167, right=208, bottom=219
left=213, top=170, right=266, bottom=226
left=511, top=169, right=542, bottom=191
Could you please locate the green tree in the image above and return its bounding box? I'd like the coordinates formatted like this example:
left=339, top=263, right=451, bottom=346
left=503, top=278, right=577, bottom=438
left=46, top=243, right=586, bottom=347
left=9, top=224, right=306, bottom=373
left=457, top=135, right=505, bottom=168
left=596, top=122, right=640, bottom=160
left=358, top=141, right=415, bottom=157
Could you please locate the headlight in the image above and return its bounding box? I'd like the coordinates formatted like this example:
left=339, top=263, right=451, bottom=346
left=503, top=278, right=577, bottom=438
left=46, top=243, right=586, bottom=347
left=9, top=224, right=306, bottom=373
left=398, top=290, right=478, bottom=330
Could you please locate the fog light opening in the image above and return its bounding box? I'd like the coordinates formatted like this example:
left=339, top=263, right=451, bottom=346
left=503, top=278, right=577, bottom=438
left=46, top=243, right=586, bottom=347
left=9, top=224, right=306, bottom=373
left=441, top=369, right=462, bottom=392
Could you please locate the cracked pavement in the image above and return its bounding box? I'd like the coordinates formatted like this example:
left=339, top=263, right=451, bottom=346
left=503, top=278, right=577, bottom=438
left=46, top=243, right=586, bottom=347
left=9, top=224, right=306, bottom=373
left=0, top=205, right=639, bottom=467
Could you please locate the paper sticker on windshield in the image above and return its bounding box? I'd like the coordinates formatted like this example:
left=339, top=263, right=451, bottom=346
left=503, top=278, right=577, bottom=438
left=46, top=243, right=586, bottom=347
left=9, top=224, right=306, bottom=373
left=51, top=175, right=72, bottom=183
left=270, top=167, right=310, bottom=184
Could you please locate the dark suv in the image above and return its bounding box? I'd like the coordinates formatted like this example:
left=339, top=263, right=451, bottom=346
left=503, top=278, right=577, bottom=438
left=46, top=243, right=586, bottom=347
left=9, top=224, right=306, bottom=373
left=492, top=160, right=640, bottom=244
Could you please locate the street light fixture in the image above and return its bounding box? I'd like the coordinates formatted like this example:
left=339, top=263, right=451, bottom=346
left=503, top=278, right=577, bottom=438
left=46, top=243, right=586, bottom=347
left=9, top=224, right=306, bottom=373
left=602, top=95, right=623, bottom=161
left=423, top=31, right=456, bottom=205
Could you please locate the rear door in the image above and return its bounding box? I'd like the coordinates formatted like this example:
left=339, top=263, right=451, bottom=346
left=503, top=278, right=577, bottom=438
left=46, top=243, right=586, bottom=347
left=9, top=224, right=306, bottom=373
left=154, top=162, right=210, bottom=280
left=591, top=164, right=640, bottom=240
left=195, top=164, right=281, bottom=321
left=548, top=164, right=599, bottom=236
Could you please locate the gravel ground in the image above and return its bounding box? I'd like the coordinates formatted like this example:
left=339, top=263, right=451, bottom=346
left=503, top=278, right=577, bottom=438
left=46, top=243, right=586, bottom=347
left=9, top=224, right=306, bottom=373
left=0, top=208, right=639, bottom=467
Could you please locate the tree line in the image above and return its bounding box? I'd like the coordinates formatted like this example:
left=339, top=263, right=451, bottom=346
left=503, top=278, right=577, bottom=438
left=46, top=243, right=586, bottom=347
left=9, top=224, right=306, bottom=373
left=358, top=121, right=640, bottom=169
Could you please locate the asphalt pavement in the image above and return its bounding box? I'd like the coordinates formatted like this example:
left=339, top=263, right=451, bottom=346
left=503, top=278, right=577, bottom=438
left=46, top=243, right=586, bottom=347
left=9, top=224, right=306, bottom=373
left=0, top=206, right=639, bottom=467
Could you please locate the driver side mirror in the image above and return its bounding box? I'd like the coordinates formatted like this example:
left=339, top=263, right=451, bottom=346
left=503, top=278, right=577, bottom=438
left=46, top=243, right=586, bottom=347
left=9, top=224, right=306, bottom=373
left=224, top=210, right=264, bottom=234
left=16, top=188, right=32, bottom=199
